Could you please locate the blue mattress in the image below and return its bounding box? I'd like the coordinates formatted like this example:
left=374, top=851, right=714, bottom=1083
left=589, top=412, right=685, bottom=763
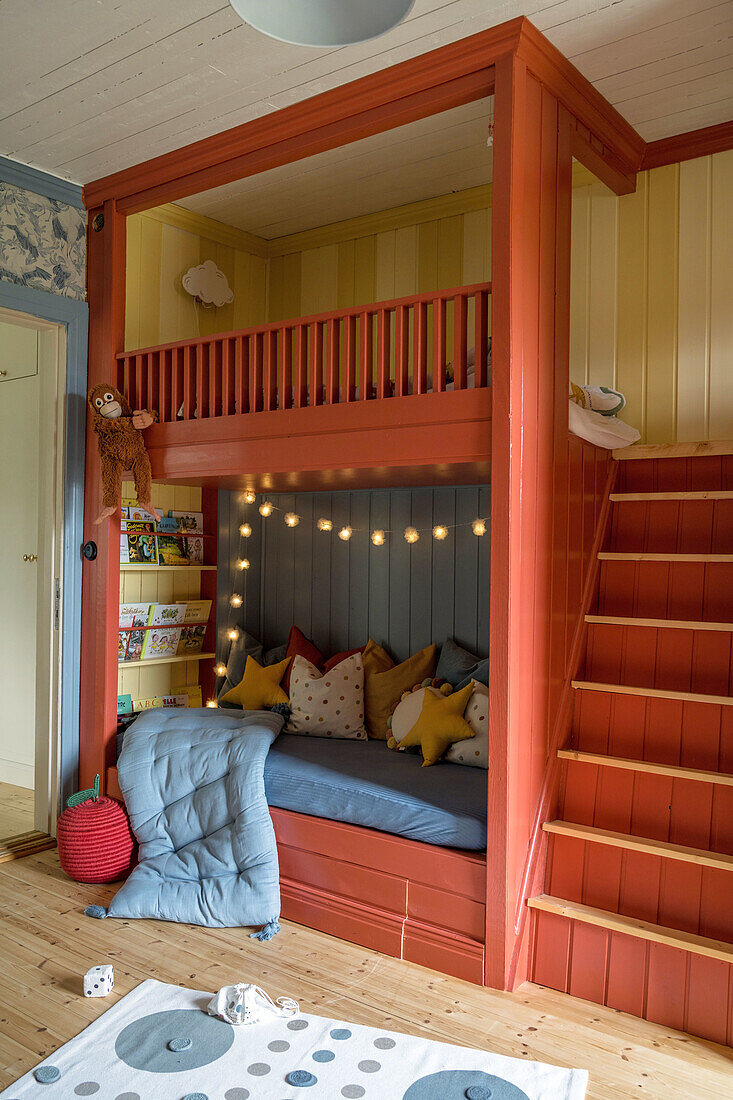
left=264, top=733, right=487, bottom=851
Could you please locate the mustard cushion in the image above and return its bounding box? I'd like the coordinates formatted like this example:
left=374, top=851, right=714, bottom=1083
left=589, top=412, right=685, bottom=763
left=220, top=655, right=290, bottom=710
left=362, top=638, right=394, bottom=677
left=365, top=643, right=436, bottom=739
left=387, top=681, right=474, bottom=766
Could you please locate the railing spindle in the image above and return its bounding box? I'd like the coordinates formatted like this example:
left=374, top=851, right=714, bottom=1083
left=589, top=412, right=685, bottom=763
left=279, top=327, right=292, bottom=410
left=414, top=302, right=428, bottom=395
left=252, top=333, right=264, bottom=412
left=360, top=311, right=373, bottom=400
left=293, top=325, right=308, bottom=408
left=376, top=309, right=391, bottom=399
left=183, top=345, right=195, bottom=420
left=454, top=293, right=468, bottom=390
left=343, top=315, right=357, bottom=401
left=474, top=288, right=489, bottom=387
left=235, top=335, right=249, bottom=414
left=309, top=322, right=323, bottom=406
left=395, top=304, right=409, bottom=397
left=264, top=330, right=278, bottom=411
left=209, top=340, right=221, bottom=417
left=432, top=297, right=446, bottom=392
left=326, top=317, right=340, bottom=404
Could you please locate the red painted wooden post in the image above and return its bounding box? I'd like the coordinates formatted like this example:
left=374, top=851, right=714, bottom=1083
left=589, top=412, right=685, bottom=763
left=325, top=317, right=340, bottom=404
left=309, top=322, right=323, bottom=406
left=170, top=348, right=181, bottom=423
left=146, top=351, right=156, bottom=412
left=376, top=308, right=391, bottom=399
left=432, top=297, right=446, bottom=391
left=79, top=199, right=125, bottom=789
left=264, top=330, right=278, bottom=411
left=395, top=304, right=410, bottom=396
left=474, top=288, right=489, bottom=387
left=252, top=332, right=264, bottom=412
left=183, top=344, right=195, bottom=419
left=360, top=311, right=373, bottom=400
left=222, top=338, right=235, bottom=416
left=158, top=349, right=169, bottom=422
left=414, top=301, right=428, bottom=394
left=209, top=339, right=221, bottom=417
left=236, top=335, right=249, bottom=414
left=194, top=343, right=207, bottom=418
left=343, top=314, right=357, bottom=401
left=280, top=326, right=292, bottom=410
left=454, top=293, right=468, bottom=389
left=293, top=325, right=308, bottom=408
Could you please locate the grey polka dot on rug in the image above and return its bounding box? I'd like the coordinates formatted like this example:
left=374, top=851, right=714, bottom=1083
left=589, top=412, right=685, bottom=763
left=114, top=1094, right=141, bottom=1100
left=374, top=1036, right=396, bottom=1049
left=115, top=1009, right=233, bottom=1073
left=358, top=1059, right=381, bottom=1073
left=247, top=1062, right=271, bottom=1076
left=330, top=1027, right=351, bottom=1039
left=312, top=1049, right=335, bottom=1062
left=402, top=1070, right=531, bottom=1100
left=267, top=1039, right=290, bottom=1052
left=181, top=1093, right=208, bottom=1100
left=341, top=1087, right=366, bottom=1099
left=74, top=1084, right=100, bottom=1096
left=223, top=1090, right=250, bottom=1100
left=287, top=1018, right=309, bottom=1031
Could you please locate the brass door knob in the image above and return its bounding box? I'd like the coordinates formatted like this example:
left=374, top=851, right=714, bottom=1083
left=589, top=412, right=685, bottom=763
left=23, top=554, right=38, bottom=562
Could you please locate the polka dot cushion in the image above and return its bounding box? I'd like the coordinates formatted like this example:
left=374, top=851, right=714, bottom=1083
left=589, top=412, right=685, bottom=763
left=445, top=682, right=488, bottom=768
left=286, top=653, right=367, bottom=740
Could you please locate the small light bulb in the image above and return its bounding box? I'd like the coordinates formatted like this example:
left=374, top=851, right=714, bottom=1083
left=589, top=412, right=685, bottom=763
left=239, top=523, right=252, bottom=538
left=215, top=663, right=227, bottom=677
left=404, top=526, right=420, bottom=544
left=230, top=594, right=242, bottom=608
left=317, top=518, right=333, bottom=532
left=338, top=526, right=352, bottom=541
left=284, top=512, right=300, bottom=528
left=433, top=525, right=448, bottom=540
left=243, top=490, right=256, bottom=504
left=259, top=501, right=273, bottom=517
left=472, top=518, right=487, bottom=536
left=227, top=628, right=238, bottom=641
left=206, top=699, right=217, bottom=708
left=237, top=558, right=250, bottom=570
left=371, top=529, right=385, bottom=546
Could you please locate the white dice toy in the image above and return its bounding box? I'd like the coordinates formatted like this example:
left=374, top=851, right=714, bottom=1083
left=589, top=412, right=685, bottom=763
left=84, top=964, right=114, bottom=997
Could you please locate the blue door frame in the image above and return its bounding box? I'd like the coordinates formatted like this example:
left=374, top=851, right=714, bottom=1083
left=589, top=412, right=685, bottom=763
left=0, top=278, right=88, bottom=807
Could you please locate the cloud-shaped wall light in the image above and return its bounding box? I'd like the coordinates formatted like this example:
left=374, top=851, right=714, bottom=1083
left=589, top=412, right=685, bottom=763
left=182, top=260, right=234, bottom=307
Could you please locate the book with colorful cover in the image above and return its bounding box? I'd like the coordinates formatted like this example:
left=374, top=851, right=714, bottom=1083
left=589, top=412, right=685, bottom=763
left=176, top=599, right=212, bottom=655
left=140, top=603, right=186, bottom=660
left=124, top=521, right=158, bottom=565
left=117, top=694, right=133, bottom=716
left=128, top=504, right=159, bottom=523
left=169, top=510, right=204, bottom=564
left=118, top=602, right=151, bottom=662
left=156, top=533, right=190, bottom=566
left=120, top=507, right=130, bottom=564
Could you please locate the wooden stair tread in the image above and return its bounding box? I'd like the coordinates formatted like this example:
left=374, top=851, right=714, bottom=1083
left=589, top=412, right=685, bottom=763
left=586, top=615, right=733, bottom=632
left=558, top=748, right=733, bottom=787
left=543, top=820, right=733, bottom=871
left=527, top=894, right=733, bottom=964
left=598, top=551, right=733, bottom=562
left=572, top=680, right=733, bottom=706
left=610, top=491, right=733, bottom=501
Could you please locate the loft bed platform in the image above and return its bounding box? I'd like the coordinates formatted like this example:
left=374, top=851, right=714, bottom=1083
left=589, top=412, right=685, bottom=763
left=116, top=283, right=492, bottom=490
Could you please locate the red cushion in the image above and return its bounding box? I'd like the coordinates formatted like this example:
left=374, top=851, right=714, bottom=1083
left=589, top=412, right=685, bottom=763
left=323, top=645, right=365, bottom=674
left=283, top=626, right=324, bottom=692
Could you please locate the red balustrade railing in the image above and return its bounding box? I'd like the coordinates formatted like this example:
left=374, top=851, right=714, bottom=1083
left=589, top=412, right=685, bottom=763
left=116, top=282, right=491, bottom=423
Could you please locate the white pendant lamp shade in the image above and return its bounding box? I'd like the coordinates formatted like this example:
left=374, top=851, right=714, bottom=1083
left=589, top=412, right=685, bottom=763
left=231, top=0, right=415, bottom=48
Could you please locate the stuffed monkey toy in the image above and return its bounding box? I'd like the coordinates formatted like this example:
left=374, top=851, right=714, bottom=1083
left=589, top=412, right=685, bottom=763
left=88, top=383, right=160, bottom=525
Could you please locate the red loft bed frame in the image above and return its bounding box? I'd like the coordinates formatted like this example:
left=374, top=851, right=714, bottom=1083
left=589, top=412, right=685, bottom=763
left=81, top=17, right=641, bottom=994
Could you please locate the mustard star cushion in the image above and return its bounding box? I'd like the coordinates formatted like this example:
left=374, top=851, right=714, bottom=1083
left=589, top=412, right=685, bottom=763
left=220, top=655, right=290, bottom=710
left=388, top=681, right=475, bottom=766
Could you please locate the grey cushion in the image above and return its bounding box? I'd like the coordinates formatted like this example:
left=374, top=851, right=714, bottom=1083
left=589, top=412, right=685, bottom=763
left=436, top=637, right=488, bottom=691
left=218, top=632, right=288, bottom=706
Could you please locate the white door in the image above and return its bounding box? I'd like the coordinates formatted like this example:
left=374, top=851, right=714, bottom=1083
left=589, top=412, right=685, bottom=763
left=0, top=310, right=64, bottom=839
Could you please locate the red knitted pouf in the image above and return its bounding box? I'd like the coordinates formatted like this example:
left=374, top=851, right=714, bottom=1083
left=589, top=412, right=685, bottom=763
left=57, top=795, right=135, bottom=883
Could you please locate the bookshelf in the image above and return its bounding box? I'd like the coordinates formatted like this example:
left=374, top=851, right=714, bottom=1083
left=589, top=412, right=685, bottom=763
left=118, top=481, right=217, bottom=712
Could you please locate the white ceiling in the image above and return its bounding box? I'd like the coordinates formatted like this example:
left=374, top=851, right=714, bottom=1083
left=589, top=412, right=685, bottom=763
left=177, top=98, right=494, bottom=238
left=1, top=0, right=731, bottom=189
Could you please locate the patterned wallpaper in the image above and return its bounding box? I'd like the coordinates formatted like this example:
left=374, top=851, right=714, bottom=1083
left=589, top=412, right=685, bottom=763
left=0, top=181, right=86, bottom=301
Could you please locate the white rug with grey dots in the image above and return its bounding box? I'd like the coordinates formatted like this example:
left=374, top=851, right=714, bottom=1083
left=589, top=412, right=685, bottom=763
left=0, top=979, right=587, bottom=1099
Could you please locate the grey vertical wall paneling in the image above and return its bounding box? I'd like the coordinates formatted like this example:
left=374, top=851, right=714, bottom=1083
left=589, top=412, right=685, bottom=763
left=239, top=493, right=262, bottom=640
left=477, top=485, right=491, bottom=654
left=454, top=486, right=480, bottom=653
left=216, top=489, right=232, bottom=673
left=431, top=487, right=457, bottom=650
left=348, top=491, right=371, bottom=650
left=329, top=491, right=352, bottom=655
left=367, top=491, right=391, bottom=648
left=310, top=492, right=333, bottom=652
left=275, top=493, right=296, bottom=642
left=409, top=488, right=434, bottom=654
left=293, top=493, right=314, bottom=639
left=388, top=490, right=412, bottom=660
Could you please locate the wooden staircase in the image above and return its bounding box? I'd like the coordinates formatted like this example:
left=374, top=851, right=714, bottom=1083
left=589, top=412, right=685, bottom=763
left=529, top=453, right=733, bottom=1046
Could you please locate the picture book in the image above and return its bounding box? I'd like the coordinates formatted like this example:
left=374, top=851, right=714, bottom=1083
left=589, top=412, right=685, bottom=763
left=128, top=504, right=159, bottom=523
left=140, top=603, right=186, bottom=660
left=120, top=507, right=130, bottom=564
left=117, top=694, right=133, bottom=716
left=156, top=533, right=190, bottom=566
left=177, top=623, right=206, bottom=656
left=123, top=521, right=158, bottom=565
left=118, top=602, right=151, bottom=662
left=170, top=510, right=204, bottom=564
left=183, top=599, right=211, bottom=623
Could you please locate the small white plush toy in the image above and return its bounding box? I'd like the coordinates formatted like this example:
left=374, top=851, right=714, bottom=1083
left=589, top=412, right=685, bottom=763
left=84, top=965, right=113, bottom=997
left=207, top=984, right=299, bottom=1026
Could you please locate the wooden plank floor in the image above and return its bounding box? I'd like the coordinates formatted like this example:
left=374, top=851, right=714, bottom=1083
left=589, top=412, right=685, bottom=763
left=0, top=780, right=34, bottom=840
left=1, top=852, right=731, bottom=1097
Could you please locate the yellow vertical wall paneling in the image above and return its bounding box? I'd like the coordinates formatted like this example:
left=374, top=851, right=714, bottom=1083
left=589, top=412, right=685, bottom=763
left=569, top=184, right=591, bottom=387
left=677, top=157, right=711, bottom=441
left=645, top=164, right=679, bottom=443
left=709, top=148, right=733, bottom=442
left=614, top=173, right=648, bottom=440
left=587, top=183, right=619, bottom=389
